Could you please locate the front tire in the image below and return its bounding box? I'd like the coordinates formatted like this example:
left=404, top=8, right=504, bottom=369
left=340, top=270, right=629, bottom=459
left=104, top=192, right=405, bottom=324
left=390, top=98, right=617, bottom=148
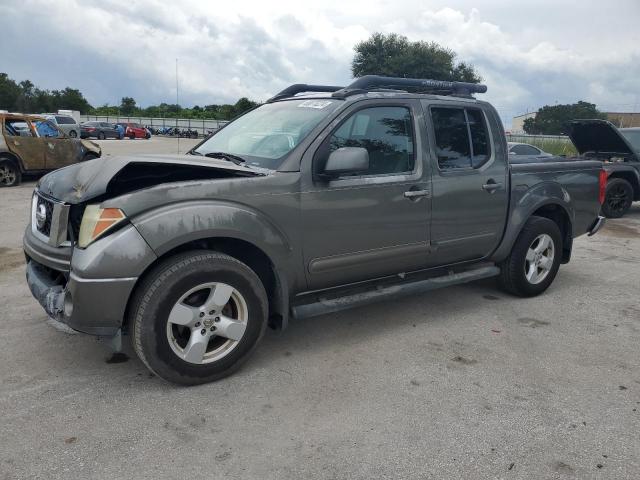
left=98, top=132, right=106, bottom=140
left=69, top=130, right=78, bottom=138
left=130, top=251, right=268, bottom=385
left=601, top=178, right=633, bottom=218
left=499, top=216, right=562, bottom=297
left=0, top=159, right=21, bottom=187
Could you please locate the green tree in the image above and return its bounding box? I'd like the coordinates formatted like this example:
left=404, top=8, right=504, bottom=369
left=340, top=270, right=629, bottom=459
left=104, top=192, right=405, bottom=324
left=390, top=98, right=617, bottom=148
left=0, top=73, right=21, bottom=110
left=120, top=97, right=137, bottom=115
left=351, top=33, right=481, bottom=83
left=523, top=101, right=607, bottom=135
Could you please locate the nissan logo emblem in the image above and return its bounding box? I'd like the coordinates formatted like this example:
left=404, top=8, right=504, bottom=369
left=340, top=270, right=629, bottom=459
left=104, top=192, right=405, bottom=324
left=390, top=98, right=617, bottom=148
left=35, top=203, right=47, bottom=229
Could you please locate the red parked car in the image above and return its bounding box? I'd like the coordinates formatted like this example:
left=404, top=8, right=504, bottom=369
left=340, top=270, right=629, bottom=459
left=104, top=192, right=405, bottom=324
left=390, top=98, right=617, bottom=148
left=117, top=122, right=150, bottom=139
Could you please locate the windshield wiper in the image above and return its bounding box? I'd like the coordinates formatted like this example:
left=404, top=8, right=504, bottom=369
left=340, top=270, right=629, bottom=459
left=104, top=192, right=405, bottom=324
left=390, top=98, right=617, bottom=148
left=203, top=151, right=247, bottom=166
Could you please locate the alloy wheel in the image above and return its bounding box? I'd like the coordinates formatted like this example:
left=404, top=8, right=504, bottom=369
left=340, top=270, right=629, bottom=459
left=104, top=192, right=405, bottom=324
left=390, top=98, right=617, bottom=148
left=166, top=282, right=248, bottom=364
left=0, top=165, right=17, bottom=186
left=524, top=233, right=555, bottom=285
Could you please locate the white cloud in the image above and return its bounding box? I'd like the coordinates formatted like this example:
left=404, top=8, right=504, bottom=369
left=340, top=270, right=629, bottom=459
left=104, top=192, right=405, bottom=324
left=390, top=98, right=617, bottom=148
left=1, top=0, right=639, bottom=124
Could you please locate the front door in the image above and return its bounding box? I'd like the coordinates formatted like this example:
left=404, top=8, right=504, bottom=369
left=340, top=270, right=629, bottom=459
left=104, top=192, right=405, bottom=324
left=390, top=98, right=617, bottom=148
left=301, top=101, right=431, bottom=290
left=423, top=102, right=508, bottom=265
left=3, top=117, right=45, bottom=170
left=34, top=120, right=77, bottom=169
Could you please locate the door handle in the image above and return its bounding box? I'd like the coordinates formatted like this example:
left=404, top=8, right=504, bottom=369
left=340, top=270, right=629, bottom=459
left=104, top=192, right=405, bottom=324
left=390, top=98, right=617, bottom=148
left=482, top=180, right=503, bottom=193
left=404, top=189, right=430, bottom=199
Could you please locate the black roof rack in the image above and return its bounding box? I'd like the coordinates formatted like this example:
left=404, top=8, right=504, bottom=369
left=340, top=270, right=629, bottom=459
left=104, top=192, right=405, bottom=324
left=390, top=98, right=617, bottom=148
left=268, top=75, right=487, bottom=102
left=267, top=84, right=343, bottom=102
left=332, top=75, right=487, bottom=98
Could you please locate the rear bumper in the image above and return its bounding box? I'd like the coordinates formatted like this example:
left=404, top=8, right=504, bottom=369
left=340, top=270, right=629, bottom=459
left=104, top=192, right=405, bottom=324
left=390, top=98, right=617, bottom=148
left=588, top=215, right=606, bottom=236
left=25, top=260, right=136, bottom=336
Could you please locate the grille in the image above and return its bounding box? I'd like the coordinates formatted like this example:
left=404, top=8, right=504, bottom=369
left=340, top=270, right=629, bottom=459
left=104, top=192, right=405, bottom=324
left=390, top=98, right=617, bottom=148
left=35, top=195, right=54, bottom=237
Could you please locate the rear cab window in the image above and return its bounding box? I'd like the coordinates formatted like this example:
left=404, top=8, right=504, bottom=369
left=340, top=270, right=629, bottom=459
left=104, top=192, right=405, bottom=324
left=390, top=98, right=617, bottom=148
left=429, top=105, right=492, bottom=171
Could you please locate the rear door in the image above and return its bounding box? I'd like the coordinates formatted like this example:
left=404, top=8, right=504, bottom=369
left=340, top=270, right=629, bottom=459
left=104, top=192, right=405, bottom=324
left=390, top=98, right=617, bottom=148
left=422, top=101, right=508, bottom=265
left=3, top=117, right=45, bottom=170
left=301, top=100, right=432, bottom=290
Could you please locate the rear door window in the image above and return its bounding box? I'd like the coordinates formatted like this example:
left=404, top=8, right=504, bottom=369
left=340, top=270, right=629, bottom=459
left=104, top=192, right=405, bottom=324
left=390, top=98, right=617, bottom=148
left=431, top=107, right=491, bottom=170
left=4, top=119, right=34, bottom=137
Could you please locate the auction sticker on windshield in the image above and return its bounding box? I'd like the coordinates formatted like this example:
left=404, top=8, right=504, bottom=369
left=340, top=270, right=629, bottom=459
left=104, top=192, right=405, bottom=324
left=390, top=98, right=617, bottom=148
left=297, top=100, right=333, bottom=109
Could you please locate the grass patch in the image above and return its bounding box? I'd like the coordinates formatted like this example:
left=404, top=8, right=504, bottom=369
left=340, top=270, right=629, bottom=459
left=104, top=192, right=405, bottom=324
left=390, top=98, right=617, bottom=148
left=507, top=135, right=577, bottom=156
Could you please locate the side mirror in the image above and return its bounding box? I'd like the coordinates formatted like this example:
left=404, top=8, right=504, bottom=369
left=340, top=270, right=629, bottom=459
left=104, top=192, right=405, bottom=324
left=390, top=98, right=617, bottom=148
left=321, top=147, right=369, bottom=179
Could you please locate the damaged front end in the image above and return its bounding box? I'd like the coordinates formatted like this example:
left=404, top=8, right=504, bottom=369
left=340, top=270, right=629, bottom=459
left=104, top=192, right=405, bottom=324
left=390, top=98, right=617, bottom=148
left=26, top=261, right=67, bottom=321
left=24, top=153, right=267, bottom=345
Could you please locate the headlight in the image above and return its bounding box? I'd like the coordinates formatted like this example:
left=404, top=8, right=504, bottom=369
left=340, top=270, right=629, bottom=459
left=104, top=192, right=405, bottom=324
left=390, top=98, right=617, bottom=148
left=78, top=205, right=126, bottom=248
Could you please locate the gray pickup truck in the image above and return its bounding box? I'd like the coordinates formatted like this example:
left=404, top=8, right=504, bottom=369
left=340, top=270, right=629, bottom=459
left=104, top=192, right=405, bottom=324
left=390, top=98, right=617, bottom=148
left=24, top=76, right=605, bottom=385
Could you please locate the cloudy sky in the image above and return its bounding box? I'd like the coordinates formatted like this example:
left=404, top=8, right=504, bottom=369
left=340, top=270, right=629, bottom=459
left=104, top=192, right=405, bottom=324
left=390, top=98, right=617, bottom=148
left=1, top=0, right=639, bottom=125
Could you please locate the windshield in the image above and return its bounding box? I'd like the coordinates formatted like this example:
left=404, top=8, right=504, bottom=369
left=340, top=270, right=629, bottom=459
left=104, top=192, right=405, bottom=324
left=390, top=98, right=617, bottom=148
left=193, top=99, right=341, bottom=169
left=621, top=129, right=640, bottom=153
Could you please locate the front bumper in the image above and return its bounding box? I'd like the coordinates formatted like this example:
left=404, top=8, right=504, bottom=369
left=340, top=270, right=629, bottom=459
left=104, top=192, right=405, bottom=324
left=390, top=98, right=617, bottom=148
left=24, top=222, right=157, bottom=336
left=25, top=261, right=136, bottom=336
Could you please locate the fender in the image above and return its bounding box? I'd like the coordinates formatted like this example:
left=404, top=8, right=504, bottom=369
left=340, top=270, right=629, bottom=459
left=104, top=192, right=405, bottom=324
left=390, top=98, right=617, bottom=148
left=491, top=181, right=574, bottom=263
left=130, top=200, right=293, bottom=261
left=129, top=200, right=295, bottom=330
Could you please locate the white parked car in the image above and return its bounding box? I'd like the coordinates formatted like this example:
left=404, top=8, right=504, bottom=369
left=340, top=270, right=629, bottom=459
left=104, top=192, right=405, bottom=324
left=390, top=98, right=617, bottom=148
left=42, top=114, right=81, bottom=138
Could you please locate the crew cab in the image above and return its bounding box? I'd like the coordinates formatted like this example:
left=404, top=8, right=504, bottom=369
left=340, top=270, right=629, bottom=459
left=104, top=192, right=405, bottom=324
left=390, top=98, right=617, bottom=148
left=23, top=76, right=605, bottom=385
left=0, top=113, right=101, bottom=187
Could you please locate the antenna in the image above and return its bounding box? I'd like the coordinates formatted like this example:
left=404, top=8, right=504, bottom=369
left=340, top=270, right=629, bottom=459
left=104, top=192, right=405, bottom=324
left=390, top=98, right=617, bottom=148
left=176, top=58, right=180, bottom=154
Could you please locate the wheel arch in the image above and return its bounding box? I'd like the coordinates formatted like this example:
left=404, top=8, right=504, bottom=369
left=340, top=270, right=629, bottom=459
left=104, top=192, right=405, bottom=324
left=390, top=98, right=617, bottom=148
left=607, top=171, right=640, bottom=201
left=0, top=151, right=24, bottom=172
left=123, top=236, right=289, bottom=334
left=492, top=181, right=575, bottom=264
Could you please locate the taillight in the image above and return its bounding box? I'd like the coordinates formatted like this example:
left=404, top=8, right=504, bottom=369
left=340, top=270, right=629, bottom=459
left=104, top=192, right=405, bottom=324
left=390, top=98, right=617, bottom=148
left=599, top=169, right=607, bottom=204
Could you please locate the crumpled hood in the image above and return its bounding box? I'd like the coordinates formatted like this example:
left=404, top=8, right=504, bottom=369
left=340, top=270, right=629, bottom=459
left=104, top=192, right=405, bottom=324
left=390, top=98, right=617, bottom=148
left=37, top=154, right=264, bottom=204
left=567, top=119, right=638, bottom=159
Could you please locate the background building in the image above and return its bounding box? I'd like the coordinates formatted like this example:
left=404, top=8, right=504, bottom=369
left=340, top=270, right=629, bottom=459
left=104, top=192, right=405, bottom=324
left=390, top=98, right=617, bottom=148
left=605, top=112, right=640, bottom=128
left=510, top=112, right=537, bottom=133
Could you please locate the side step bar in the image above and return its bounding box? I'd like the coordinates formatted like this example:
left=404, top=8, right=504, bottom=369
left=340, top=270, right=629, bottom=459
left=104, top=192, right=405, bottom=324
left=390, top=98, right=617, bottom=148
left=291, top=265, right=500, bottom=320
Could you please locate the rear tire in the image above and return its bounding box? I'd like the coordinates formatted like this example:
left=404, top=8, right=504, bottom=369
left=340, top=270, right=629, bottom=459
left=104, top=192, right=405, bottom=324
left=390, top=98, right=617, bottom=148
left=0, top=159, right=21, bottom=187
left=98, top=132, right=106, bottom=140
left=130, top=251, right=268, bottom=385
left=601, top=178, right=633, bottom=218
left=69, top=130, right=78, bottom=138
left=499, top=216, right=562, bottom=297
